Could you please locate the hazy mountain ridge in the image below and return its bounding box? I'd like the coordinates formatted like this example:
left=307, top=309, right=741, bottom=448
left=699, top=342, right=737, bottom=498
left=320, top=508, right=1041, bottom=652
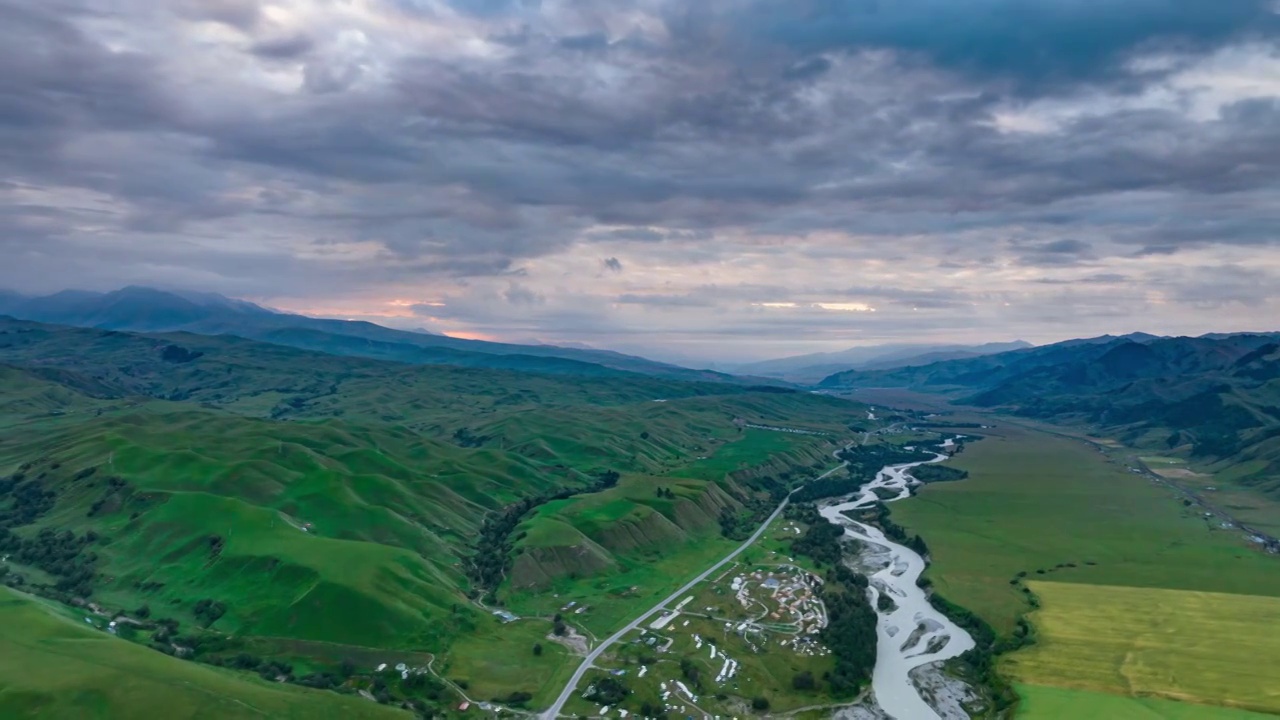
left=823, top=333, right=1280, bottom=497
left=0, top=287, right=754, bottom=384
left=730, top=340, right=1033, bottom=382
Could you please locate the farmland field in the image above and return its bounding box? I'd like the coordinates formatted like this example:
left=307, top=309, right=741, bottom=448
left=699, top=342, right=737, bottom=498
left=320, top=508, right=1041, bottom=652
left=1003, top=582, right=1280, bottom=714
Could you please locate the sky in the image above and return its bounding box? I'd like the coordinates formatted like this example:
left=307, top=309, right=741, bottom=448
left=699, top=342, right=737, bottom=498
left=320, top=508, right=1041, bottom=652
left=1, top=0, right=1278, bottom=363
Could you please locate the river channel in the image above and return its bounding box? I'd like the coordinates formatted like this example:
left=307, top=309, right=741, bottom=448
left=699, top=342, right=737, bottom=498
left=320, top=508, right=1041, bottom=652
left=819, top=449, right=975, bottom=720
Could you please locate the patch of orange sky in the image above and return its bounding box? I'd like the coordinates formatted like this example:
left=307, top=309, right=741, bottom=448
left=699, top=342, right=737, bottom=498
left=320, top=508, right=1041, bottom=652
left=262, top=297, right=440, bottom=320
left=440, top=329, right=501, bottom=341
left=251, top=296, right=497, bottom=341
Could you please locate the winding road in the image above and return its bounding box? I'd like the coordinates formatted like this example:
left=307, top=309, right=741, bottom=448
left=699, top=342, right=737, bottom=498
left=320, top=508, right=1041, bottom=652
left=540, top=447, right=853, bottom=718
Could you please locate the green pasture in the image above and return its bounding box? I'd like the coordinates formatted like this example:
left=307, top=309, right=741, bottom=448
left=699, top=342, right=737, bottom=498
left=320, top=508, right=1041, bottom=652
left=0, top=587, right=407, bottom=719
left=891, top=423, right=1280, bottom=636
left=675, top=429, right=824, bottom=481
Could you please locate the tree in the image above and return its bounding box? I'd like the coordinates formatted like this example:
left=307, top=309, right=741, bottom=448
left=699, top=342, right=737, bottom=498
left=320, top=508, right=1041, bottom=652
left=533, top=643, right=543, bottom=656
left=792, top=671, right=816, bottom=691
left=752, top=697, right=770, bottom=711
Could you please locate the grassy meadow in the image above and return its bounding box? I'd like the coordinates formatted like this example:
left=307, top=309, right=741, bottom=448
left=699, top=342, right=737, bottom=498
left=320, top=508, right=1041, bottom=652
left=892, top=422, right=1280, bottom=637
left=883, top=418, right=1280, bottom=718
left=0, top=587, right=407, bottom=719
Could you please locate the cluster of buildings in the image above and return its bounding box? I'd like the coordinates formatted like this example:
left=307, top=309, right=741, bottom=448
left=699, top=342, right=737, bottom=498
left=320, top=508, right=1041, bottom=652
left=730, top=568, right=827, bottom=641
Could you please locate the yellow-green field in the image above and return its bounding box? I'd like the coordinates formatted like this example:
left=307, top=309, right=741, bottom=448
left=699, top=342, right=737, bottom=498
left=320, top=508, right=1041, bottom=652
left=1016, top=684, right=1278, bottom=720
left=1004, top=582, right=1280, bottom=715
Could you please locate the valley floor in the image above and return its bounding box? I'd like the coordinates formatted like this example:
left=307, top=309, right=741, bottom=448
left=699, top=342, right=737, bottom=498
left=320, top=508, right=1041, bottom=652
left=883, top=414, right=1280, bottom=718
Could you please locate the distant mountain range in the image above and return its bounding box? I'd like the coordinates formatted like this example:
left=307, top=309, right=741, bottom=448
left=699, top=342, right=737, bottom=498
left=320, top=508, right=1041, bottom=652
left=727, top=340, right=1034, bottom=383
left=822, top=331, right=1280, bottom=498
left=0, top=287, right=756, bottom=384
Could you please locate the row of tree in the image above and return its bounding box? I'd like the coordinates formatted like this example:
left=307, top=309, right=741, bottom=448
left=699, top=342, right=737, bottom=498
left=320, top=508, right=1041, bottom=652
left=465, top=469, right=621, bottom=597
left=817, top=564, right=878, bottom=696
left=909, top=464, right=969, bottom=483
left=789, top=444, right=925, bottom=504
left=786, top=503, right=878, bottom=696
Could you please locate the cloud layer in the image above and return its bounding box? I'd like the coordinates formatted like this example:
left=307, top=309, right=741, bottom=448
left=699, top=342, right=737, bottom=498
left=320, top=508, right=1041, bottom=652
left=1, top=0, right=1277, bottom=361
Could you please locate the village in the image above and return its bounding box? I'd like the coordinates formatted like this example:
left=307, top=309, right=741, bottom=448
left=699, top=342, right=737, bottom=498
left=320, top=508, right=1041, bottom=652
left=566, top=551, right=833, bottom=719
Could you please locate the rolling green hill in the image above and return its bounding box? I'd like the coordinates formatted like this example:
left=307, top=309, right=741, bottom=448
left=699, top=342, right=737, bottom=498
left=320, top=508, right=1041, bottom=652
left=0, top=317, right=866, bottom=714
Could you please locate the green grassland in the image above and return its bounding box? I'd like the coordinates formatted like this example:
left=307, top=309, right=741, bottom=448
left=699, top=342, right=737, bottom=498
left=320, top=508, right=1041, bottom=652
left=1016, top=685, right=1277, bottom=720
left=884, top=418, right=1280, bottom=717
left=675, top=428, right=826, bottom=481
left=1004, top=582, right=1280, bottom=714
left=0, top=319, right=872, bottom=713
left=453, top=428, right=845, bottom=706
left=500, top=429, right=837, bottom=630
left=436, top=618, right=577, bottom=708
left=0, top=586, right=407, bottom=719
left=503, top=486, right=746, bottom=636
left=891, top=422, right=1280, bottom=637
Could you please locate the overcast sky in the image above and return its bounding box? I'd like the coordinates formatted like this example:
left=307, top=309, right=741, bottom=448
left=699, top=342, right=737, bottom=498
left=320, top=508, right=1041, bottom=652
left=2, top=0, right=1278, bottom=362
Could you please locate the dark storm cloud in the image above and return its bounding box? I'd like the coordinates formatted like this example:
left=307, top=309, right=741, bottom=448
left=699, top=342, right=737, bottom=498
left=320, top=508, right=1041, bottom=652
left=250, top=33, right=315, bottom=60
left=0, top=0, right=1277, bottom=352
left=729, top=0, right=1278, bottom=92
left=0, top=3, right=172, bottom=138
left=1012, top=238, right=1096, bottom=266
left=503, top=283, right=545, bottom=305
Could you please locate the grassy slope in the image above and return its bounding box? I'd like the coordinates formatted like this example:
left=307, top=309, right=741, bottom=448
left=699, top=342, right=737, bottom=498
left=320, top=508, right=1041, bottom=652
left=892, top=422, right=1280, bottom=637
left=504, top=474, right=740, bottom=631
left=0, top=320, right=869, bottom=711
left=0, top=408, right=576, bottom=650
left=0, top=587, right=407, bottom=720
left=456, top=428, right=843, bottom=705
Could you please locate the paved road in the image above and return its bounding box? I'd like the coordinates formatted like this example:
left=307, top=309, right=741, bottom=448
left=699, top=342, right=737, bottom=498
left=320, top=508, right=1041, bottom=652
left=540, top=448, right=851, bottom=718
